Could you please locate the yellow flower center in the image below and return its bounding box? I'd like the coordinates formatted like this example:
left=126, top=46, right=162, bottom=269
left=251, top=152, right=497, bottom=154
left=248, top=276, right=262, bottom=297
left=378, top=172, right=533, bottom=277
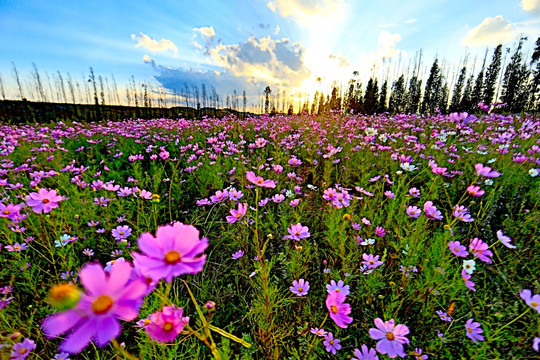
left=162, top=321, right=174, bottom=332
left=3, top=210, right=10, bottom=215
left=256, top=178, right=263, bottom=184
left=19, top=348, right=27, bottom=354
left=330, top=305, right=338, bottom=314
left=386, top=332, right=395, bottom=340
left=42, top=198, right=50, bottom=204
left=467, top=328, right=473, bottom=333
left=329, top=340, right=334, bottom=345
left=531, top=301, right=538, bottom=307
left=298, top=287, right=303, bottom=292
left=92, top=295, right=114, bottom=314
left=164, top=250, right=181, bottom=265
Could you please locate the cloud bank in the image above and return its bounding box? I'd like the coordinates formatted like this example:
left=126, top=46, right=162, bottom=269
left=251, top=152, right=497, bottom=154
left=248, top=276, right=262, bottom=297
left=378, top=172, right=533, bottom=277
left=461, top=15, right=515, bottom=47
left=131, top=33, right=178, bottom=54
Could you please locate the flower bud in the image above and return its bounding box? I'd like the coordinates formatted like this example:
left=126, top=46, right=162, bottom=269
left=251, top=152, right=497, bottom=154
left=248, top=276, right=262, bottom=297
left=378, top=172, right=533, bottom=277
left=47, top=283, right=81, bottom=311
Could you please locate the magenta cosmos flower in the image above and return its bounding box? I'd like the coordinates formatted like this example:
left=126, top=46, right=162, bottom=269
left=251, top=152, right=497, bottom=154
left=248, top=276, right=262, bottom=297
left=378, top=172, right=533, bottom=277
left=519, top=289, right=540, bottom=314
left=326, top=290, right=353, bottom=328
left=496, top=230, right=516, bottom=249
left=145, top=305, right=188, bottom=342
left=406, top=205, right=421, bottom=218
left=423, top=201, right=443, bottom=220
left=41, top=261, right=147, bottom=354
left=226, top=203, right=247, bottom=224
left=323, top=332, right=341, bottom=354
left=10, top=338, right=36, bottom=360
left=448, top=241, right=468, bottom=257
left=475, top=163, right=501, bottom=178
left=132, top=222, right=208, bottom=282
left=465, top=318, right=484, bottom=343
left=469, top=238, right=493, bottom=263
left=369, top=318, right=410, bottom=358
left=246, top=171, right=276, bottom=188
left=26, top=188, right=63, bottom=213
left=353, top=344, right=379, bottom=360
left=283, top=223, right=310, bottom=241
left=290, top=279, right=309, bottom=296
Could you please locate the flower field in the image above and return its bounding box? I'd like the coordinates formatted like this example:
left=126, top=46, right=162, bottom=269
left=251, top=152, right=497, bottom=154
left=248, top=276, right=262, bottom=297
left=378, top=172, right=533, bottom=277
left=0, top=112, right=539, bottom=359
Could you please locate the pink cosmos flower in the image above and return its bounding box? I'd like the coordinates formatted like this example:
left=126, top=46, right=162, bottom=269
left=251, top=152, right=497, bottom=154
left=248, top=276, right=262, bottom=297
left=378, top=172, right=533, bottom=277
left=0, top=203, right=22, bottom=220
left=432, top=166, right=447, bottom=175
left=310, top=327, right=328, bottom=337
left=409, top=187, right=420, bottom=197
left=326, top=290, right=353, bottom=328
left=132, top=222, right=208, bottom=282
left=323, top=332, right=341, bottom=354
left=466, top=185, right=485, bottom=197
left=465, top=318, right=484, bottom=343
left=226, top=203, right=247, bottom=224
left=448, top=241, right=468, bottom=257
left=26, top=188, right=63, bottom=213
left=423, top=201, right=443, bottom=220
left=452, top=205, right=474, bottom=222
left=231, top=250, right=244, bottom=260
left=369, top=318, right=410, bottom=358
left=283, top=223, right=310, bottom=241
left=469, top=238, right=493, bottom=263
left=406, top=206, right=421, bottom=218
left=112, top=225, right=132, bottom=241
left=246, top=171, right=276, bottom=188
left=496, top=230, right=516, bottom=249
left=10, top=338, right=36, bottom=360
left=145, top=305, right=187, bottom=342
left=326, top=280, right=350, bottom=296
left=475, top=163, right=501, bottom=178
left=41, top=262, right=147, bottom=354
left=375, top=226, right=386, bottom=237
left=362, top=253, right=384, bottom=269
left=461, top=269, right=476, bottom=291
left=519, top=289, right=540, bottom=314
left=290, top=279, right=309, bottom=296
left=352, top=344, right=379, bottom=360
left=210, top=190, right=229, bottom=203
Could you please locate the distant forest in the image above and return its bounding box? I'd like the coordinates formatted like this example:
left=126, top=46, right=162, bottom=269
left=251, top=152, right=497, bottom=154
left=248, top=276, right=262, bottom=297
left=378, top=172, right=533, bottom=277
left=1, top=36, right=539, bottom=122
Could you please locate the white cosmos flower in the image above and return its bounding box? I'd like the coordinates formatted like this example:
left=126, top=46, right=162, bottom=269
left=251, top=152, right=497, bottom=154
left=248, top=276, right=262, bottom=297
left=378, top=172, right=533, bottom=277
left=463, top=259, right=476, bottom=274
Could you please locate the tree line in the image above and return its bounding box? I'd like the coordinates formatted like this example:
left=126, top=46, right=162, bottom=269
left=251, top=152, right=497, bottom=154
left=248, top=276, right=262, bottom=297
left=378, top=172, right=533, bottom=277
left=1, top=36, right=539, bottom=117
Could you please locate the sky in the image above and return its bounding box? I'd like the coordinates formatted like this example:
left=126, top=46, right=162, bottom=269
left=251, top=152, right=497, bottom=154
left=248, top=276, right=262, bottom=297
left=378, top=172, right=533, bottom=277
left=1, top=0, right=540, bottom=108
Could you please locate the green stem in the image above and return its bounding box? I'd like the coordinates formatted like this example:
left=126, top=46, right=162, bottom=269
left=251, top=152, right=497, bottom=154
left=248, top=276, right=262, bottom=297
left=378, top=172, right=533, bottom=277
left=305, top=313, right=328, bottom=358
left=487, top=308, right=531, bottom=342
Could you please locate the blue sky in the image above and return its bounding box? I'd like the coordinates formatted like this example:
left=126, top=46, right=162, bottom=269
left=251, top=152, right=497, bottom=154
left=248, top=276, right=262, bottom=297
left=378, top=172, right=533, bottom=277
left=1, top=0, right=539, bottom=106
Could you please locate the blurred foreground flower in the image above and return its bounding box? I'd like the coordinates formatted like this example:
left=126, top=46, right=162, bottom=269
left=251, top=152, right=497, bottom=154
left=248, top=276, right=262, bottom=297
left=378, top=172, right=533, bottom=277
left=132, top=222, right=208, bottom=282
left=42, top=262, right=147, bottom=354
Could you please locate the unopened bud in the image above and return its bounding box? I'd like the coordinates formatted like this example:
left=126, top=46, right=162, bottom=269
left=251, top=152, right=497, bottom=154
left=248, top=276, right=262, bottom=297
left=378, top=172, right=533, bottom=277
left=47, top=283, right=81, bottom=311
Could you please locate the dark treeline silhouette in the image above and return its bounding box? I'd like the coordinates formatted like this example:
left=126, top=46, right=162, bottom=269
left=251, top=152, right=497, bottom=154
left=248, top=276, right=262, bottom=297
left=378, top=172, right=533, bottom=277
left=1, top=36, right=539, bottom=122
left=308, top=36, right=539, bottom=116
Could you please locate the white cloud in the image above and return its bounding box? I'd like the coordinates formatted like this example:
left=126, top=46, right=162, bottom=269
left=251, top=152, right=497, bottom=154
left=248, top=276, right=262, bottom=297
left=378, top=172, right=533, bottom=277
left=143, top=54, right=153, bottom=63
left=206, top=35, right=310, bottom=89
left=274, top=25, right=280, bottom=35
left=405, top=18, right=417, bottom=24
left=522, top=0, right=540, bottom=12
left=267, top=0, right=345, bottom=22
left=461, top=15, right=515, bottom=47
left=376, top=30, right=403, bottom=59
left=193, top=26, right=215, bottom=39
left=131, top=33, right=177, bottom=54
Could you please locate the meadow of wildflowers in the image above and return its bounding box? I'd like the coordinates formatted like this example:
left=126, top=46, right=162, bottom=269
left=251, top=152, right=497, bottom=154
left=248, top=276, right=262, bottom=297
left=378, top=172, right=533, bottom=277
left=0, top=111, right=538, bottom=359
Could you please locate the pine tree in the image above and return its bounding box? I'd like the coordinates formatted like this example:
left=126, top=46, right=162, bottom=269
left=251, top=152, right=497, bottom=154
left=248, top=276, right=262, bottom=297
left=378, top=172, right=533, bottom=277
left=501, top=37, right=531, bottom=113
left=406, top=76, right=422, bottom=114
left=378, top=80, right=388, bottom=113
left=450, top=66, right=467, bottom=112
left=389, top=74, right=406, bottom=113
left=483, top=45, right=503, bottom=105
left=460, top=75, right=474, bottom=112
left=311, top=91, right=319, bottom=114
left=529, top=37, right=540, bottom=110
left=318, top=91, right=325, bottom=114
left=264, top=86, right=271, bottom=114
left=421, top=58, right=442, bottom=114
left=364, top=78, right=379, bottom=114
